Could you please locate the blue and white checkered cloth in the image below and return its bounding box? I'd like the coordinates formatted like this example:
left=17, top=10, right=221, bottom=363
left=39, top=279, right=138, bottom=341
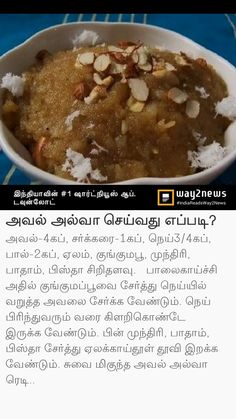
left=0, top=13, right=236, bottom=184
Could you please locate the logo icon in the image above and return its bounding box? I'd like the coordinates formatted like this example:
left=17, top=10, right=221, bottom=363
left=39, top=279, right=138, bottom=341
left=157, top=189, right=175, bottom=206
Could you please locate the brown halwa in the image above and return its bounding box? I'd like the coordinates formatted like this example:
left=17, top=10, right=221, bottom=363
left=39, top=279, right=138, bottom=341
left=2, top=41, right=231, bottom=183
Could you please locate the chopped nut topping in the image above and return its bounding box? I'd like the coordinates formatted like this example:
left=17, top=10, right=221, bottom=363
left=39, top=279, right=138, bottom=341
left=93, top=73, right=114, bottom=88
left=128, top=78, right=149, bottom=102
left=84, top=85, right=107, bottom=105
left=137, top=46, right=148, bottom=65
left=78, top=52, right=95, bottom=65
left=94, top=54, right=111, bottom=72
left=109, top=52, right=127, bottom=64
left=158, top=119, right=176, bottom=131
left=125, top=45, right=138, bottom=55
left=75, top=55, right=83, bottom=69
left=165, top=62, right=176, bottom=71
left=127, top=96, right=145, bottom=112
left=138, top=62, right=152, bottom=72
left=102, top=75, right=114, bottom=88
left=110, top=62, right=126, bottom=75
left=121, top=120, right=128, bottom=134
left=186, top=100, right=200, bottom=118
left=175, top=53, right=192, bottom=67
left=132, top=50, right=139, bottom=64
left=168, top=87, right=188, bottom=104
left=108, top=45, right=124, bottom=52
left=165, top=120, right=176, bottom=128
left=93, top=72, right=103, bottom=85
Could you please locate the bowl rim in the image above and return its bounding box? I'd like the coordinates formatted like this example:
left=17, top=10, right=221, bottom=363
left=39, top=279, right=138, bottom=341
left=0, top=21, right=236, bottom=185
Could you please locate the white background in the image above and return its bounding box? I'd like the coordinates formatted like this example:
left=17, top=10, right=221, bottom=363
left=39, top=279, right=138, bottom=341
left=0, top=210, right=235, bottom=419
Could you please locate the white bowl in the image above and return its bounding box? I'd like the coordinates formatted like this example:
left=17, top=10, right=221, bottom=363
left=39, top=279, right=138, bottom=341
left=0, top=22, right=236, bottom=185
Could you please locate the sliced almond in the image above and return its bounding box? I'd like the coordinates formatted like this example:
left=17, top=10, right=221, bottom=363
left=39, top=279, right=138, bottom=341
left=84, top=85, right=107, bottom=105
left=130, top=101, right=145, bottom=113
left=186, top=100, right=200, bottom=118
left=94, top=54, right=111, bottom=72
left=165, top=62, right=176, bottom=71
left=137, top=46, right=148, bottom=65
left=79, top=52, right=95, bottom=65
left=93, top=73, right=114, bottom=88
left=93, top=73, right=103, bottom=85
left=132, top=50, right=139, bottom=63
left=175, top=54, right=188, bottom=66
left=168, top=87, right=188, bottom=104
left=138, top=62, right=152, bottom=72
left=109, top=51, right=127, bottom=64
left=165, top=120, right=176, bottom=128
left=75, top=55, right=83, bottom=69
left=128, top=78, right=149, bottom=102
left=158, top=119, right=176, bottom=131
left=175, top=54, right=192, bottom=67
left=127, top=96, right=133, bottom=107
left=102, top=75, right=114, bottom=88
left=125, top=45, right=137, bottom=55
left=110, top=62, right=126, bottom=74
left=108, top=45, right=124, bottom=52
left=121, top=120, right=128, bottom=134
left=131, top=45, right=148, bottom=66
left=127, top=96, right=145, bottom=112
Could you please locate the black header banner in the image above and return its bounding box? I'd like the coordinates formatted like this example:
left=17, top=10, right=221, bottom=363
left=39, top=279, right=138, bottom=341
left=0, top=185, right=234, bottom=211
left=0, top=1, right=235, bottom=13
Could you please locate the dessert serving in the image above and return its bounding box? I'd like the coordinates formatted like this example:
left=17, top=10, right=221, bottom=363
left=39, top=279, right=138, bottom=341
left=1, top=30, right=236, bottom=183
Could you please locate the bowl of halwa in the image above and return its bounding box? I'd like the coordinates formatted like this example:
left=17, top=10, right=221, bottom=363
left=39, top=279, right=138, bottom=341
left=0, top=22, right=236, bottom=184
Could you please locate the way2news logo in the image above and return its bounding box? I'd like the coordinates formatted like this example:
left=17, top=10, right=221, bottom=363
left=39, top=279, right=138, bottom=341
left=157, top=188, right=227, bottom=207
left=157, top=189, right=175, bottom=206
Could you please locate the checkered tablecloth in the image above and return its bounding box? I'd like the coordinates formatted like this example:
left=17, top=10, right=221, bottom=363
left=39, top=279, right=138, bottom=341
left=0, top=13, right=236, bottom=184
